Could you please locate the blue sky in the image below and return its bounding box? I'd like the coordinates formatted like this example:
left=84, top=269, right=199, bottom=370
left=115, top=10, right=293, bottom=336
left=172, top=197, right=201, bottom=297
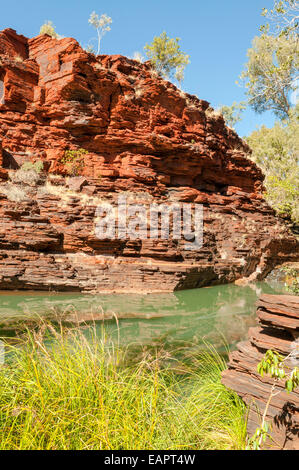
left=0, top=0, right=278, bottom=136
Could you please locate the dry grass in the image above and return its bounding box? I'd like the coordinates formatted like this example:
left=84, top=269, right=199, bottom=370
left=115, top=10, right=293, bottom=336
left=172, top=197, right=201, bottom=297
left=149, top=68, right=159, bottom=79
left=186, top=98, right=199, bottom=111
left=94, top=63, right=106, bottom=72
left=132, top=52, right=144, bottom=63
left=37, top=180, right=112, bottom=209
left=0, top=184, right=28, bottom=202
left=124, top=94, right=134, bottom=102
left=205, top=106, right=223, bottom=120
left=134, top=84, right=144, bottom=99
left=14, top=55, right=24, bottom=63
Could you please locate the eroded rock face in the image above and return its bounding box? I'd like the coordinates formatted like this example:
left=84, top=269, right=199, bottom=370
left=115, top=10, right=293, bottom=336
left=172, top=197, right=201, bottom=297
left=0, top=28, right=298, bottom=292
left=222, top=294, right=299, bottom=450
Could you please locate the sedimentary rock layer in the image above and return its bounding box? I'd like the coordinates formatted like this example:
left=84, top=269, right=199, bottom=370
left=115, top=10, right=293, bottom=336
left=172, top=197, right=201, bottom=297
left=222, top=294, right=299, bottom=450
left=0, top=28, right=298, bottom=292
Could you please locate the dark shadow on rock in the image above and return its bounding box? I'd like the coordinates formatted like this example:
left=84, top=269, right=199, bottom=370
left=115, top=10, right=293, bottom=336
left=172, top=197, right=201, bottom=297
left=2, top=149, right=20, bottom=169
left=274, top=401, right=299, bottom=446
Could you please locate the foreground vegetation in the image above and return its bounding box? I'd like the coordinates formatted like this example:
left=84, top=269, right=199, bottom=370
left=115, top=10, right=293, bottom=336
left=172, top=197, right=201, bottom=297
left=0, top=324, right=247, bottom=450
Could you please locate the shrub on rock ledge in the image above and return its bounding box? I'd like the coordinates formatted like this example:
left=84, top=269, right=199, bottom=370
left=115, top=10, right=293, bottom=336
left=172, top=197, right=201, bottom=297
left=61, top=149, right=88, bottom=177
left=8, top=161, right=44, bottom=186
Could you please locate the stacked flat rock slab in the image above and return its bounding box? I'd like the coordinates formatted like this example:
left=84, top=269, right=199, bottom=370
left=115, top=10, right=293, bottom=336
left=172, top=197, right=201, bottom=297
left=0, top=28, right=298, bottom=292
left=222, top=294, right=299, bottom=450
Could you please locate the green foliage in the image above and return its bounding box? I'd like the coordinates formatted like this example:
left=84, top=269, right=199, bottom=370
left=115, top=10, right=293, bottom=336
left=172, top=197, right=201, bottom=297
left=261, top=0, right=299, bottom=38
left=0, top=325, right=247, bottom=450
left=247, top=422, right=271, bottom=450
left=240, top=33, right=298, bottom=119
left=257, top=350, right=286, bottom=379
left=62, top=149, right=88, bottom=176
left=21, top=160, right=44, bottom=174
left=247, top=349, right=299, bottom=449
left=219, top=101, right=247, bottom=128
left=281, top=266, right=299, bottom=294
left=246, top=105, right=299, bottom=223
left=266, top=175, right=299, bottom=221
left=144, top=32, right=190, bottom=82
left=257, top=350, right=299, bottom=393
left=39, top=21, right=59, bottom=39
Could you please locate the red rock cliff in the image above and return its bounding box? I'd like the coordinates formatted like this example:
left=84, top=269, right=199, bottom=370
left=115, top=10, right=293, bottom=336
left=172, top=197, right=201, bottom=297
left=0, top=28, right=297, bottom=292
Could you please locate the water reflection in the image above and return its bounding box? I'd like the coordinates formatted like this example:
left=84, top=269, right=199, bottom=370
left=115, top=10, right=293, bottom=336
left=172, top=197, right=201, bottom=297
left=0, top=280, right=286, bottom=349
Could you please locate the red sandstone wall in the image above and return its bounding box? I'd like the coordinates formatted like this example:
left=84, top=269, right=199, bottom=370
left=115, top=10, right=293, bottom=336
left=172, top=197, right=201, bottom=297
left=0, top=29, right=297, bottom=292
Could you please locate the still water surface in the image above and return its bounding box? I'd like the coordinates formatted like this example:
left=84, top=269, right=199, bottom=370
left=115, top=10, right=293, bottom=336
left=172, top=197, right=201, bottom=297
left=0, top=280, right=286, bottom=349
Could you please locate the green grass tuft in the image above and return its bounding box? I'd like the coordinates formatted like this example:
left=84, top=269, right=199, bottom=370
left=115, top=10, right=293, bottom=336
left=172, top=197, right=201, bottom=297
left=0, top=324, right=247, bottom=450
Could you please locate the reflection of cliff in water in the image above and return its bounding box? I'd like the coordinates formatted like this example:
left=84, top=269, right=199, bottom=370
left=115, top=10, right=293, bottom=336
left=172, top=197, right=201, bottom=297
left=0, top=281, right=287, bottom=348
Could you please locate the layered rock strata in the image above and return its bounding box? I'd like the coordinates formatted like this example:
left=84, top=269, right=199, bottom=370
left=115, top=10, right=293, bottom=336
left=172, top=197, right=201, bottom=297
left=0, top=28, right=297, bottom=292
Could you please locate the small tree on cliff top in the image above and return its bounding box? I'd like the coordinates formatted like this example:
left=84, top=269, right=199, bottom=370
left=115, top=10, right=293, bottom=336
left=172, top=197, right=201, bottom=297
left=88, top=12, right=112, bottom=55
left=144, top=32, right=190, bottom=82
left=218, top=101, right=247, bottom=128
left=39, top=21, right=59, bottom=39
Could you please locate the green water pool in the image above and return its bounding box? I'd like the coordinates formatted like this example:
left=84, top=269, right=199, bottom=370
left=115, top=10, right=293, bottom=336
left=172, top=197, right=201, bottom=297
left=0, top=279, right=287, bottom=349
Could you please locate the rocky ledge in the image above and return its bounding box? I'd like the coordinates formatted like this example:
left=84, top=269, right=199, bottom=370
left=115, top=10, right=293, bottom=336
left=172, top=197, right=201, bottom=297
left=222, top=294, right=299, bottom=450
left=0, top=28, right=298, bottom=293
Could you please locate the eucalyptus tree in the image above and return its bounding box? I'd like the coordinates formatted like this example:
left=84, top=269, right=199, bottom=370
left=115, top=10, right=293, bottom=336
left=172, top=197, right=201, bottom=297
left=88, top=12, right=112, bottom=55
left=144, top=32, right=190, bottom=82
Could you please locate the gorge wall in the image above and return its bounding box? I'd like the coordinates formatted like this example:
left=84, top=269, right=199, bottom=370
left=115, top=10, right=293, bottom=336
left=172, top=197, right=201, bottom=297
left=0, top=28, right=298, bottom=293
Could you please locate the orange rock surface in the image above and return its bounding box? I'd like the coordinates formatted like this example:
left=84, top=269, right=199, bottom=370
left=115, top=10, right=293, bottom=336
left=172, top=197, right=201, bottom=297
left=0, top=28, right=297, bottom=292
